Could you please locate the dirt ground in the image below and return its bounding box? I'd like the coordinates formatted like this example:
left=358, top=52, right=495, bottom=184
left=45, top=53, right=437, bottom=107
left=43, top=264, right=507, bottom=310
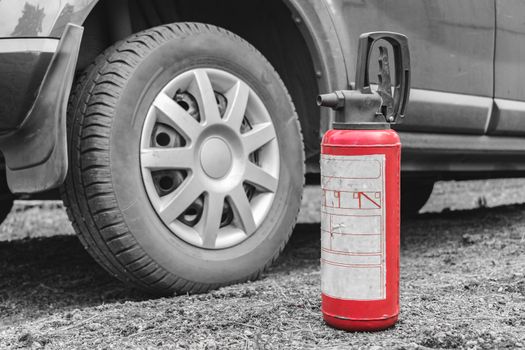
left=0, top=180, right=524, bottom=349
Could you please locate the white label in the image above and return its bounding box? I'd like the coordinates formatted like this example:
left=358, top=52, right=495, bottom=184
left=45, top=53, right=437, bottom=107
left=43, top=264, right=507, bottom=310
left=321, top=154, right=386, bottom=300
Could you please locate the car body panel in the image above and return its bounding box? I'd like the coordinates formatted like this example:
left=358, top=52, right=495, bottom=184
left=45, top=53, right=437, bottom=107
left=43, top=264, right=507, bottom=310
left=1, top=0, right=525, bottom=192
left=0, top=0, right=96, bottom=38
left=396, top=89, right=493, bottom=135
left=0, top=39, right=56, bottom=131
left=401, top=132, right=525, bottom=172
left=0, top=25, right=83, bottom=193
left=494, top=0, right=523, bottom=102
left=489, top=0, right=525, bottom=136
left=0, top=0, right=95, bottom=132
left=283, top=0, right=347, bottom=137
left=490, top=99, right=525, bottom=136
left=323, top=0, right=495, bottom=134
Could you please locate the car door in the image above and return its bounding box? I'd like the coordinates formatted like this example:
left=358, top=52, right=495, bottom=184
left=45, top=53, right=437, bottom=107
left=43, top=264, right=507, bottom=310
left=322, top=0, right=495, bottom=134
left=488, top=0, right=525, bottom=136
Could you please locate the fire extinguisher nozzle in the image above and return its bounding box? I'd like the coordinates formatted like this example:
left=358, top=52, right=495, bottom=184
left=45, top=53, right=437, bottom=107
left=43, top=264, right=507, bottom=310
left=317, top=92, right=344, bottom=110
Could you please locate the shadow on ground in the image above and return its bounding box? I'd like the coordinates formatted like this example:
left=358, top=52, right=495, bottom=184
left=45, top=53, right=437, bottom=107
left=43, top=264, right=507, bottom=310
left=0, top=236, right=144, bottom=327
left=0, top=222, right=325, bottom=327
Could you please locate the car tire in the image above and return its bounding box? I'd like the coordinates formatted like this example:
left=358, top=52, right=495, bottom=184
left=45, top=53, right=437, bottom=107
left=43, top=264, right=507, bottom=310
left=401, top=178, right=435, bottom=217
left=61, top=23, right=305, bottom=295
left=0, top=168, right=13, bottom=224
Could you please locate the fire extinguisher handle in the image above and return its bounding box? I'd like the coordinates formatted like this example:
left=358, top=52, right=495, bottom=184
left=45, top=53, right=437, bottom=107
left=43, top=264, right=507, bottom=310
left=355, top=32, right=411, bottom=122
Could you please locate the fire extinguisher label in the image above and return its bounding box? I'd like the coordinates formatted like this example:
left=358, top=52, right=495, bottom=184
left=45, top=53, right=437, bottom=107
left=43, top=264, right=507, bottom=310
left=320, top=154, right=386, bottom=300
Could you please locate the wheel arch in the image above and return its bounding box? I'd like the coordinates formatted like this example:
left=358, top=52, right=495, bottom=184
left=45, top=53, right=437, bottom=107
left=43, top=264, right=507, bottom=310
left=75, top=0, right=347, bottom=172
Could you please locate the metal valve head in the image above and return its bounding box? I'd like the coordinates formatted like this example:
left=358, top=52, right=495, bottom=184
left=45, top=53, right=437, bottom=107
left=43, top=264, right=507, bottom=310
left=355, top=31, right=411, bottom=123
left=318, top=31, right=411, bottom=127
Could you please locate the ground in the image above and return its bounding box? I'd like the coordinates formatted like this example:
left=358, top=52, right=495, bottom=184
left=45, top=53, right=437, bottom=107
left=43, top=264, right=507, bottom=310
left=0, top=180, right=524, bottom=349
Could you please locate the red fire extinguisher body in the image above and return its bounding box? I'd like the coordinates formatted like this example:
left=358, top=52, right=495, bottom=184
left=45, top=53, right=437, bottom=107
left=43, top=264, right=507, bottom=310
left=321, top=128, right=401, bottom=331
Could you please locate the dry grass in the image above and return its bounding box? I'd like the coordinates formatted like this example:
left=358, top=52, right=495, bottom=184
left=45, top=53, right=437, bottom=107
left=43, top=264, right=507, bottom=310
left=0, top=179, right=524, bottom=349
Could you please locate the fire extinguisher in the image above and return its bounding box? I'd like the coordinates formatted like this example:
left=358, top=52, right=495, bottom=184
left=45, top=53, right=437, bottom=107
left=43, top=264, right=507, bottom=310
left=318, top=32, right=410, bottom=331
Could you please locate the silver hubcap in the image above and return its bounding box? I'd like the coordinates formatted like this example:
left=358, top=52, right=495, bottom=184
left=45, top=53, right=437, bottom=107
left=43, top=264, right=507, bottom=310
left=140, top=68, right=279, bottom=249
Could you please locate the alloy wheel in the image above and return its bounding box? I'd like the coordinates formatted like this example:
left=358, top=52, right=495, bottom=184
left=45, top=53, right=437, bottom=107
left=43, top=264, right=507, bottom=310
left=140, top=68, right=280, bottom=249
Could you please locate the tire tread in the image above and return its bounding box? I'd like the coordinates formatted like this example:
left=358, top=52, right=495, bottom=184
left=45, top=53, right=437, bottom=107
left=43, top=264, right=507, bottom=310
left=61, top=22, right=305, bottom=295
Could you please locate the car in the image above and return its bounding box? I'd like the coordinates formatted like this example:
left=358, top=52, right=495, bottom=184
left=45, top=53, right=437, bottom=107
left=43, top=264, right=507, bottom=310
left=1, top=0, right=523, bottom=295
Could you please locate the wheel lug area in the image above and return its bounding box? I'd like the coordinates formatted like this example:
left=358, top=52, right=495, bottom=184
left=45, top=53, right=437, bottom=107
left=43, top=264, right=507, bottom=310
left=140, top=67, right=279, bottom=249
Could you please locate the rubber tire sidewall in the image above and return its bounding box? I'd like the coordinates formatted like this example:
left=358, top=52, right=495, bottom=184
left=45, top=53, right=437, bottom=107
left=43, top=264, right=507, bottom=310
left=109, top=29, right=303, bottom=284
left=401, top=179, right=435, bottom=217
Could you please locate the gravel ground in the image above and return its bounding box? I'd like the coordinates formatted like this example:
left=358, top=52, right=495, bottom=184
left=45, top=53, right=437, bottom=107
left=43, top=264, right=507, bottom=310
left=0, top=179, right=524, bottom=349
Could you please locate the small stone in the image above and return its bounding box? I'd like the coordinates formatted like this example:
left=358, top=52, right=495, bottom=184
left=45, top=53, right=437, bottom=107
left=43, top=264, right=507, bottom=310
left=85, top=323, right=102, bottom=332
left=69, top=309, right=82, bottom=321
left=18, top=332, right=33, bottom=347
left=205, top=340, right=217, bottom=350
left=466, top=340, right=478, bottom=347
left=462, top=234, right=481, bottom=245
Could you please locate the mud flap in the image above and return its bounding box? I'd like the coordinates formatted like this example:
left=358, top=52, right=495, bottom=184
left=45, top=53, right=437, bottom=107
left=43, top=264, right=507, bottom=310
left=0, top=24, right=83, bottom=193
